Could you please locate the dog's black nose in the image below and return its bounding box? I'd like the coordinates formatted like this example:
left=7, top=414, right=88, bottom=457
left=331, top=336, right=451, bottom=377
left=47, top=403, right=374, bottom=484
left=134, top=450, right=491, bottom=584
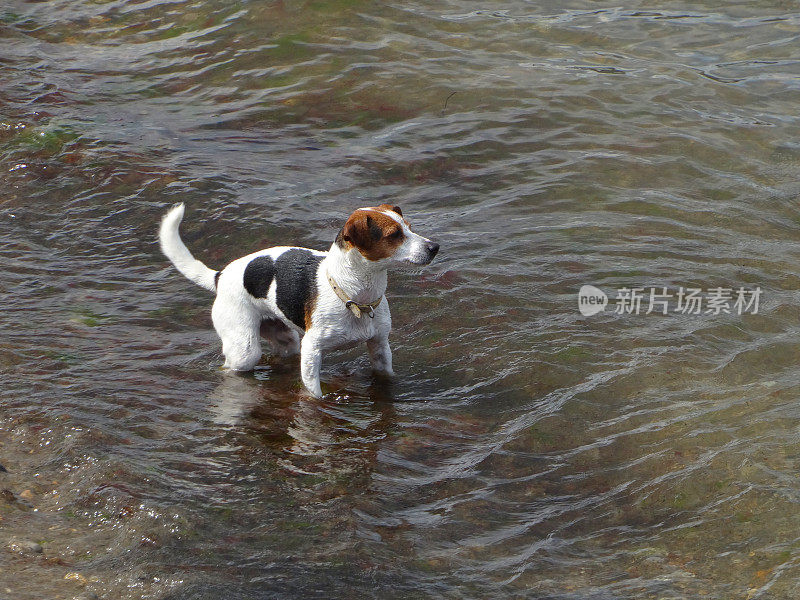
left=426, top=242, right=440, bottom=257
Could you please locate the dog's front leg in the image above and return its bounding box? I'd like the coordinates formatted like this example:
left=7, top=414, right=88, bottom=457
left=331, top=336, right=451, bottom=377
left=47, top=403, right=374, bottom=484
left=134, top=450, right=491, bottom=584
left=300, top=330, right=323, bottom=398
left=367, top=335, right=394, bottom=376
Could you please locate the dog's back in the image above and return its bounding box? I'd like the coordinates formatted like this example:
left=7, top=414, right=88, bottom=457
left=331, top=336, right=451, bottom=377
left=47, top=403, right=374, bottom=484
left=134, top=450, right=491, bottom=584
left=219, top=247, right=326, bottom=332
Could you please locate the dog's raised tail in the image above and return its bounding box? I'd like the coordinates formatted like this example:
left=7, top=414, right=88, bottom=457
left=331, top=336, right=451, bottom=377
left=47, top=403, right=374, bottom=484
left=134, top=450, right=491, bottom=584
left=159, top=203, right=218, bottom=292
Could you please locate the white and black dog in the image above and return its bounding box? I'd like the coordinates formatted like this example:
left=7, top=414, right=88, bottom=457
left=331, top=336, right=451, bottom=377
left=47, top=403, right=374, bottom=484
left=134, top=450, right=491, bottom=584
left=159, top=203, right=439, bottom=397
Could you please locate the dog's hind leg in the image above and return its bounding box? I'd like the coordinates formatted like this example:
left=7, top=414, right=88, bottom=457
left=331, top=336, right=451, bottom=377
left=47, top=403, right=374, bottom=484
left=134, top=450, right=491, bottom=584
left=212, top=295, right=262, bottom=371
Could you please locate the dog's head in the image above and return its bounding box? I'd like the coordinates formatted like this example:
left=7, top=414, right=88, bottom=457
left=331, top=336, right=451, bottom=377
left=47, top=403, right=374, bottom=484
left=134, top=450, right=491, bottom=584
left=336, top=204, right=439, bottom=267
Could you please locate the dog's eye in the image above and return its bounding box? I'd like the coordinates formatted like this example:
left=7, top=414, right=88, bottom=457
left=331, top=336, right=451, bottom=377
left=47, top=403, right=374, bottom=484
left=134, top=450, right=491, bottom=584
left=389, top=229, right=402, bottom=239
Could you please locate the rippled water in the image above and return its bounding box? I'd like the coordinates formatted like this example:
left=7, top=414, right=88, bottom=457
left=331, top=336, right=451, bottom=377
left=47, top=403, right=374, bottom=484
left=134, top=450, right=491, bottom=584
left=3, top=1, right=800, bottom=598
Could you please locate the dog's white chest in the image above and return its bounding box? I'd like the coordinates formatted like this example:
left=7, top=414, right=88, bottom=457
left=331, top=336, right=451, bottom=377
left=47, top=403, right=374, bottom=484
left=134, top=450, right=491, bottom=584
left=318, top=309, right=388, bottom=350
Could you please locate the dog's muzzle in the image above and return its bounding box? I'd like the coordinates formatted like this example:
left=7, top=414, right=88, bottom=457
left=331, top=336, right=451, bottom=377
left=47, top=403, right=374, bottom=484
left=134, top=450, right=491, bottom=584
left=414, top=241, right=439, bottom=265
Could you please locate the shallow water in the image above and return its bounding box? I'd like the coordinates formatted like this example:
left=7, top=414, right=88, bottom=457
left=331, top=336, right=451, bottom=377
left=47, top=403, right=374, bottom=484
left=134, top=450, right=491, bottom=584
left=3, top=0, right=800, bottom=598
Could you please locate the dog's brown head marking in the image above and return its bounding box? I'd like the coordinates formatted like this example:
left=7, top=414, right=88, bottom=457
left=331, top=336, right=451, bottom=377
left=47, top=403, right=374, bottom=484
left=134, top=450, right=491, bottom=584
left=336, top=205, right=407, bottom=261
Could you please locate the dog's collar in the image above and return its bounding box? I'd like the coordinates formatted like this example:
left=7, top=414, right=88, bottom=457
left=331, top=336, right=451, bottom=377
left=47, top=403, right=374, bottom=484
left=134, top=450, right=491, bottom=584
left=326, top=271, right=383, bottom=319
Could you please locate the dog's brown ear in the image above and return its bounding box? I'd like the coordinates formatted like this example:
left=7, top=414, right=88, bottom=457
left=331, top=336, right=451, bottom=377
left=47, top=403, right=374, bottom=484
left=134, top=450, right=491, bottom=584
left=341, top=213, right=381, bottom=250
left=340, top=210, right=404, bottom=260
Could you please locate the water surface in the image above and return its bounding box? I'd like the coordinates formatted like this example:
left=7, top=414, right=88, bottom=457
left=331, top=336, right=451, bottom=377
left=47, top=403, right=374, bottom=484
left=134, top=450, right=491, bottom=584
left=3, top=1, right=800, bottom=598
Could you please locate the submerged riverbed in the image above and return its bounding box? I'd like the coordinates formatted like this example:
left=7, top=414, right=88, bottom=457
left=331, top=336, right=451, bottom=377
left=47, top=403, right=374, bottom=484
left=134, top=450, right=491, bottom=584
left=3, top=1, right=800, bottom=598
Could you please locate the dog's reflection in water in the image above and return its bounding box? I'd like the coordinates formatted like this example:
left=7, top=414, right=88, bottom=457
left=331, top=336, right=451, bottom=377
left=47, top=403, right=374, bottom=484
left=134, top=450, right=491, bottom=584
left=207, top=369, right=396, bottom=479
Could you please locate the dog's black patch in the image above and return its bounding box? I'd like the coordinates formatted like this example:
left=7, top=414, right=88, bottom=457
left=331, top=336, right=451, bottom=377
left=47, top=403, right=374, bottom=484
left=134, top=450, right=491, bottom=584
left=214, top=271, right=221, bottom=288
left=275, top=249, right=323, bottom=330
left=243, top=256, right=275, bottom=298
